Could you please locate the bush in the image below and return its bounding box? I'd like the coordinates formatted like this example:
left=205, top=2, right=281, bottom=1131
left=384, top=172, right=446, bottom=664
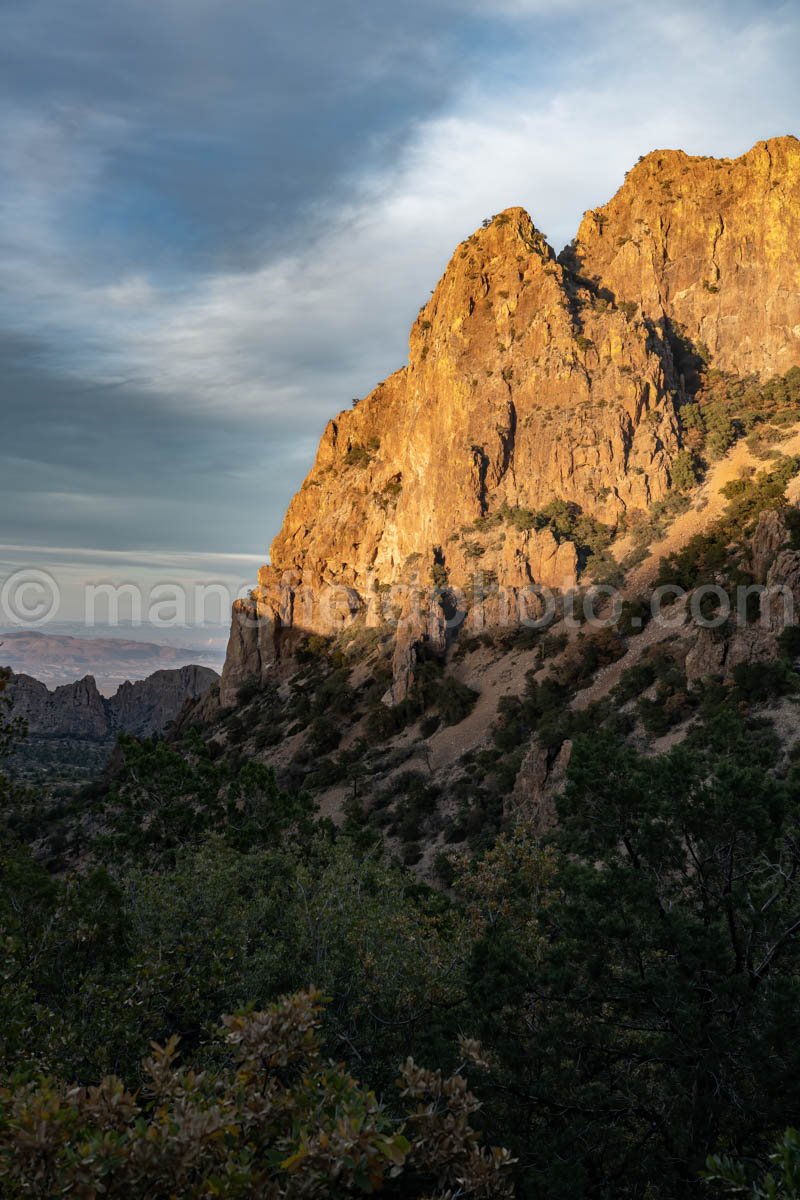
left=704, top=1127, right=800, bottom=1197
left=0, top=989, right=513, bottom=1198
left=344, top=443, right=372, bottom=468
left=437, top=678, right=479, bottom=726
left=296, top=634, right=333, bottom=662
left=732, top=660, right=799, bottom=703
left=678, top=368, right=800, bottom=464
left=671, top=448, right=699, bottom=492
left=236, top=677, right=262, bottom=705
left=419, top=714, right=441, bottom=738
left=779, top=625, right=800, bottom=659
left=613, top=660, right=657, bottom=704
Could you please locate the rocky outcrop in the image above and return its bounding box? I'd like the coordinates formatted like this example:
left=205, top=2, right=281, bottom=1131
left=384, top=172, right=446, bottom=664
left=572, top=137, right=800, bottom=378
left=386, top=590, right=450, bottom=706
left=684, top=506, right=800, bottom=683
left=7, top=673, right=111, bottom=739
left=222, top=137, right=800, bottom=704
left=509, top=739, right=573, bottom=832
left=7, top=665, right=219, bottom=740
left=108, top=666, right=220, bottom=736
left=749, top=508, right=790, bottom=584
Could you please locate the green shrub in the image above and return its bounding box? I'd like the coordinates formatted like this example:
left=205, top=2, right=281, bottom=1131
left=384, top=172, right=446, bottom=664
left=614, top=660, right=657, bottom=704
left=704, top=1127, right=800, bottom=1198
left=671, top=448, right=700, bottom=492
left=0, top=989, right=512, bottom=1198
left=679, top=368, right=800, bottom=464
left=732, top=660, right=799, bottom=702
left=344, top=443, right=372, bottom=468
left=779, top=625, right=800, bottom=659
left=437, top=678, right=479, bottom=726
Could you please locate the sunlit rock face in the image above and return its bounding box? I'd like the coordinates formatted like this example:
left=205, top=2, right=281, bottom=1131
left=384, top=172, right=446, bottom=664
left=220, top=137, right=800, bottom=704
left=572, top=137, right=800, bottom=379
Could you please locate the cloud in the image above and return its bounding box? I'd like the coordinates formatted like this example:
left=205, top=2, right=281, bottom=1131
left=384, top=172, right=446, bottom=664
left=0, top=543, right=261, bottom=625
left=7, top=0, right=793, bottom=420
left=0, top=0, right=797, bottom=582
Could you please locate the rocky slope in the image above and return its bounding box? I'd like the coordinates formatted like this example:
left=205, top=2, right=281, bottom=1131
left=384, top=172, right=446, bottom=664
left=220, top=136, right=800, bottom=705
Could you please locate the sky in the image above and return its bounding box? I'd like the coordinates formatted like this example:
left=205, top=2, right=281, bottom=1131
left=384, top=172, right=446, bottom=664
left=1, top=0, right=798, bottom=624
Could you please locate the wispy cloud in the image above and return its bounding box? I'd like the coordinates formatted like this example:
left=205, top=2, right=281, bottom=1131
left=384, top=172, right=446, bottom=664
left=0, top=545, right=263, bottom=565
left=3, top=0, right=797, bottom=420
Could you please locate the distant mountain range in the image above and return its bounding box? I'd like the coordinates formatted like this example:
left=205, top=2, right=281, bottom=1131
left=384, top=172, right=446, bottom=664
left=0, top=628, right=226, bottom=694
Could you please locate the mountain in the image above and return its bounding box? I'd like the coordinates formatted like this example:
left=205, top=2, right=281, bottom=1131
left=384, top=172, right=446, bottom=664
left=8, top=138, right=800, bottom=1198
left=220, top=136, right=800, bottom=706
left=6, top=664, right=219, bottom=785
left=7, top=664, right=220, bottom=740
left=0, top=630, right=225, bottom=694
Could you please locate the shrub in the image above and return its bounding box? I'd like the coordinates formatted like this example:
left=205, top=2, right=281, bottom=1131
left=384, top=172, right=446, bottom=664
left=671, top=448, right=699, bottom=492
left=236, top=677, right=262, bottom=705
left=419, top=714, right=441, bottom=738
left=437, top=678, right=479, bottom=726
left=344, top=443, right=372, bottom=468
left=540, top=632, right=568, bottom=659
left=732, top=660, right=799, bottom=703
left=296, top=634, right=332, bottom=662
left=779, top=625, right=800, bottom=659
left=704, top=1127, right=800, bottom=1198
left=678, top=368, right=800, bottom=464
left=613, top=660, right=657, bottom=704
left=376, top=476, right=403, bottom=510
left=0, top=989, right=513, bottom=1198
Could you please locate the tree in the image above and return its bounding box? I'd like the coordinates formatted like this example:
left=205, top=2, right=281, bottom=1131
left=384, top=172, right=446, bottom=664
left=671, top=448, right=699, bottom=492
left=705, top=1128, right=800, bottom=1198
left=459, top=718, right=800, bottom=1196
left=0, top=667, right=25, bottom=806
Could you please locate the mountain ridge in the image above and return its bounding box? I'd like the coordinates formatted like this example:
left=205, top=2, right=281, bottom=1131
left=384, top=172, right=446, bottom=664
left=219, top=135, right=800, bottom=705
left=0, top=629, right=225, bottom=693
left=6, top=663, right=220, bottom=741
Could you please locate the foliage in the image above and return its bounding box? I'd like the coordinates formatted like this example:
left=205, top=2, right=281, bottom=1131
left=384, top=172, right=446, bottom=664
left=732, top=660, right=800, bottom=703
left=0, top=988, right=512, bottom=1198
left=679, top=367, right=800, bottom=463
left=656, top=456, right=800, bottom=593
left=437, top=677, right=479, bottom=725
left=463, top=718, right=800, bottom=1196
left=4, top=628, right=800, bottom=1197
left=0, top=669, right=24, bottom=762
left=91, top=735, right=316, bottom=864
left=705, top=1129, right=800, bottom=1198
left=497, top=498, right=613, bottom=569
left=671, top=447, right=700, bottom=491
left=343, top=442, right=373, bottom=468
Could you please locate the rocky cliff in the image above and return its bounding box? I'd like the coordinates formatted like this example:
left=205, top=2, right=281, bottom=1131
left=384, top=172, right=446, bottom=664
left=7, top=673, right=111, bottom=740
left=7, top=664, right=219, bottom=741
left=221, top=136, right=800, bottom=704
left=572, top=137, right=800, bottom=378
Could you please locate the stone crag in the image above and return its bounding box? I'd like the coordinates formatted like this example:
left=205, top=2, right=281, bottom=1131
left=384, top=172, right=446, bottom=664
left=7, top=664, right=219, bottom=741
left=572, top=137, right=800, bottom=378
left=221, top=137, right=800, bottom=705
